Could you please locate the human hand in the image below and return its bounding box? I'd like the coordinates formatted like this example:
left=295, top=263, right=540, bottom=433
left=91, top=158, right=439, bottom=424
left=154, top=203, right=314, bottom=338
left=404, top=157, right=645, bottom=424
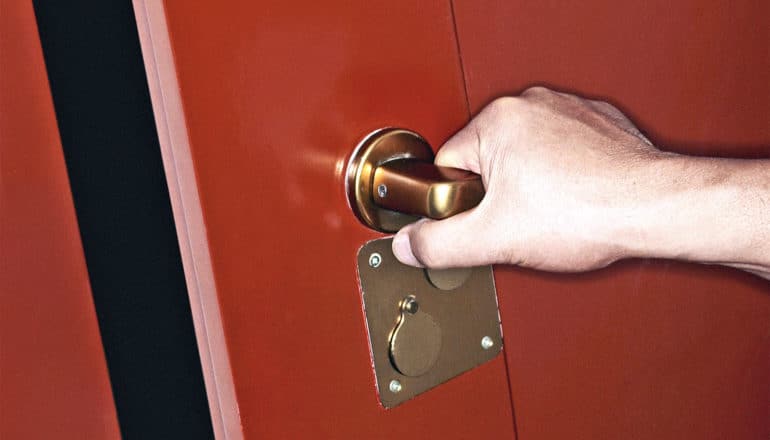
left=391, top=86, right=669, bottom=271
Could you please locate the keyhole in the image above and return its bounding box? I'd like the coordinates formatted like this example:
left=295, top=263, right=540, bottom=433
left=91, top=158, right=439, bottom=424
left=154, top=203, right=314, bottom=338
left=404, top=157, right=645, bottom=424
left=388, top=296, right=442, bottom=377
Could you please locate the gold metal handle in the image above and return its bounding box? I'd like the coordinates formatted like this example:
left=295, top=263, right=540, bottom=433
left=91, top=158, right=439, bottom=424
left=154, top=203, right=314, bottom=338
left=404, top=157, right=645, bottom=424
left=372, top=160, right=484, bottom=219
left=346, top=128, right=485, bottom=232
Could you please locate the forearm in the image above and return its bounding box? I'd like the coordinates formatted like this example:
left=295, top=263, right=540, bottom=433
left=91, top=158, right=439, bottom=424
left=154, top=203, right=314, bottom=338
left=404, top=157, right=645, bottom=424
left=624, top=155, right=770, bottom=278
left=393, top=89, right=770, bottom=277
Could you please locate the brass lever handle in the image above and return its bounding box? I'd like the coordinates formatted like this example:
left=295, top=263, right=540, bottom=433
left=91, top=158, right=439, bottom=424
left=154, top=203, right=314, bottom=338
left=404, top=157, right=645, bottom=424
left=346, top=128, right=485, bottom=232
left=372, top=159, right=484, bottom=219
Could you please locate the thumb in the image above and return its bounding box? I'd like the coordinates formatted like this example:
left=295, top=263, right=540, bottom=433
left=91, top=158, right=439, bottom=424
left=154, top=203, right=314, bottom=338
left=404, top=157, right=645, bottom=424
left=434, top=121, right=481, bottom=174
left=392, top=209, right=497, bottom=268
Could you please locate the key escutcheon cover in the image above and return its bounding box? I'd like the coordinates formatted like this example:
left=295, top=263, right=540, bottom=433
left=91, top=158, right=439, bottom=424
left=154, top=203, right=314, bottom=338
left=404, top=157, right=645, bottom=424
left=356, top=237, right=503, bottom=408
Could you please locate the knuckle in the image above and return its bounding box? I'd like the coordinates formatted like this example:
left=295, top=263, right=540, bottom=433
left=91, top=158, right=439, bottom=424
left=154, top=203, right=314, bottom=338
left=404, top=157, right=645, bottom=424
left=594, top=99, right=619, bottom=113
left=521, top=85, right=551, bottom=97
left=481, top=96, right=526, bottom=125
left=485, top=96, right=519, bottom=114
left=597, top=99, right=614, bottom=109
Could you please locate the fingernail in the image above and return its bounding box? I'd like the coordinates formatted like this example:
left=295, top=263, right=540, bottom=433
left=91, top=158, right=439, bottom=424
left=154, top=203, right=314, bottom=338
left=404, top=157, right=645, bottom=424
left=392, top=231, right=423, bottom=267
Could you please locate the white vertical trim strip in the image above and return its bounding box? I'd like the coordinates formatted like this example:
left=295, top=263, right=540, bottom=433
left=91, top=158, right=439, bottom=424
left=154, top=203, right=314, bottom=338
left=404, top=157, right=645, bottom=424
left=132, top=2, right=242, bottom=439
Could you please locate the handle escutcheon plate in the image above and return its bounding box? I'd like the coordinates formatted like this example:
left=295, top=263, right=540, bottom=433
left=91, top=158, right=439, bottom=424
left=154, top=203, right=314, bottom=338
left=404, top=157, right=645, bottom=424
left=345, top=128, right=484, bottom=232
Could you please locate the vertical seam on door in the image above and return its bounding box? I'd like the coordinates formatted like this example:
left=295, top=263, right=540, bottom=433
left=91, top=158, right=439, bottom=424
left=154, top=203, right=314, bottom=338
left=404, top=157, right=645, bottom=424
left=448, top=0, right=472, bottom=117
left=447, top=2, right=521, bottom=439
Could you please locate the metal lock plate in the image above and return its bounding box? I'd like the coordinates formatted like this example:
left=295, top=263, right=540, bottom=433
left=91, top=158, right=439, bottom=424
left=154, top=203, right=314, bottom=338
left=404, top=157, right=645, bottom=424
left=356, top=238, right=503, bottom=408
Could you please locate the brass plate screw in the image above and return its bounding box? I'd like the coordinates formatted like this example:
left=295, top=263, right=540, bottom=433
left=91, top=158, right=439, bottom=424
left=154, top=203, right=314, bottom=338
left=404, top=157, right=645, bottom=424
left=368, top=252, right=382, bottom=268
left=389, top=380, right=402, bottom=393
left=481, top=336, right=494, bottom=350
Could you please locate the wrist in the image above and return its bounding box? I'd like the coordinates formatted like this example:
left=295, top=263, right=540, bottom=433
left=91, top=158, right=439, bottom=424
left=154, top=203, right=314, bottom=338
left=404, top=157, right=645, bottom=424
left=619, top=154, right=770, bottom=267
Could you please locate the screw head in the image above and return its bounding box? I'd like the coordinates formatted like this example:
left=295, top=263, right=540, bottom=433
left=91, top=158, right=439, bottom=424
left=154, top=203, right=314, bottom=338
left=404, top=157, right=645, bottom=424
left=481, top=336, right=494, bottom=350
left=377, top=184, right=388, bottom=198
left=389, top=379, right=402, bottom=393
left=368, top=252, right=382, bottom=268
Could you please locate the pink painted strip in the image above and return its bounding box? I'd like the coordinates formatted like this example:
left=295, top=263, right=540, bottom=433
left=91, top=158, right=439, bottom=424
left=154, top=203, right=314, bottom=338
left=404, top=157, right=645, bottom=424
left=132, top=2, right=243, bottom=439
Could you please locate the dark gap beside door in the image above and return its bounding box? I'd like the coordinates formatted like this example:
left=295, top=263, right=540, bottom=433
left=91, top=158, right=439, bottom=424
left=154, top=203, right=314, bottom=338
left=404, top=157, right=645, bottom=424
left=32, top=1, right=214, bottom=438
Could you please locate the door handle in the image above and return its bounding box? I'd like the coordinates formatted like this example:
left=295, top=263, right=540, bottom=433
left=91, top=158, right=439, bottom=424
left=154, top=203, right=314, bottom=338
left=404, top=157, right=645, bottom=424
left=372, top=159, right=484, bottom=220
left=346, top=128, right=485, bottom=232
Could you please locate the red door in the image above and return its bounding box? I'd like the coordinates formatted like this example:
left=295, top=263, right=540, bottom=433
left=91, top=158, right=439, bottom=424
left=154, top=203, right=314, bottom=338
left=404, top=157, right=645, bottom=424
left=134, top=1, right=514, bottom=438
left=134, top=1, right=769, bottom=438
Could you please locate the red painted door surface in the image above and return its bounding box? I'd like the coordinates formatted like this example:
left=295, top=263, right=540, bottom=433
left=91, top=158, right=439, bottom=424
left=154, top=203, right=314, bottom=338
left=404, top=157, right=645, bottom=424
left=133, top=1, right=514, bottom=439
left=0, top=2, right=121, bottom=439
left=452, top=1, right=770, bottom=439
left=134, top=1, right=769, bottom=439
